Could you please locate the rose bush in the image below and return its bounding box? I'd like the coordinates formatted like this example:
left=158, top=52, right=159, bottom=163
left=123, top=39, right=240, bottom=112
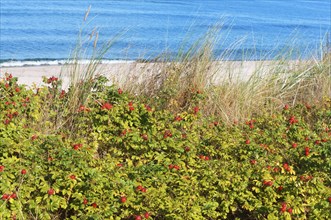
left=1, top=74, right=330, bottom=219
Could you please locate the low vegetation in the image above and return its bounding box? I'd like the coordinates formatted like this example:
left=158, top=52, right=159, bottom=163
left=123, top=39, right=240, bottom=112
left=0, top=71, right=330, bottom=219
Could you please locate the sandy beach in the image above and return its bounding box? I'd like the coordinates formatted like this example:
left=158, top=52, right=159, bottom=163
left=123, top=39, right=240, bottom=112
left=0, top=61, right=283, bottom=89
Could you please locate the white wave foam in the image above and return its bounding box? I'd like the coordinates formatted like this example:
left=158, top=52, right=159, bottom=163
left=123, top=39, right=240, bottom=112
left=0, top=59, right=135, bottom=67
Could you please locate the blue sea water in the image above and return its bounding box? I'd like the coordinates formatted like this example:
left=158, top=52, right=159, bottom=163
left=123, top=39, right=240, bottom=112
left=0, top=0, right=330, bottom=66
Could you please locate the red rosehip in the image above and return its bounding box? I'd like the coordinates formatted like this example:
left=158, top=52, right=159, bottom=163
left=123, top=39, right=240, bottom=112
left=174, top=115, right=182, bottom=121
left=135, top=215, right=142, bottom=220
left=15, top=87, right=20, bottom=93
left=169, top=164, right=174, bottom=169
left=10, top=193, right=17, bottom=199
left=73, top=143, right=82, bottom=150
left=83, top=198, right=88, bottom=205
left=144, top=212, right=150, bottom=219
left=136, top=185, right=143, bottom=191
left=250, top=160, right=257, bottom=165
left=245, top=139, right=250, bottom=144
left=141, top=134, right=148, bottom=141
left=2, top=194, right=9, bottom=200
left=118, top=88, right=123, bottom=94
left=173, top=165, right=180, bottom=170
left=128, top=101, right=133, bottom=107
left=315, top=140, right=321, bottom=145
left=185, top=146, right=190, bottom=152
left=292, top=143, right=297, bottom=148
left=120, top=196, right=127, bottom=203
left=0, top=165, right=4, bottom=172
left=116, top=163, right=123, bottom=167
left=69, top=174, right=76, bottom=180
left=101, top=102, right=112, bottom=110
left=193, top=106, right=199, bottom=114
left=48, top=188, right=55, bottom=195
left=280, top=202, right=287, bottom=213
left=199, top=155, right=205, bottom=160
left=21, top=169, right=27, bottom=175
left=141, top=188, right=147, bottom=193
left=129, top=106, right=135, bottom=111
left=283, top=104, right=289, bottom=110
left=283, top=163, right=290, bottom=172
left=278, top=186, right=283, bottom=191
left=305, top=147, right=310, bottom=156
left=288, top=208, right=293, bottom=214
left=92, top=202, right=97, bottom=208
left=204, top=156, right=210, bottom=161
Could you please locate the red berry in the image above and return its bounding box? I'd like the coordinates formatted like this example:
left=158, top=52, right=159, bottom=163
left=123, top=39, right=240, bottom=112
left=199, top=155, right=205, bottom=160
left=288, top=208, right=293, bottom=214
left=283, top=104, right=289, bottom=110
left=117, top=163, right=123, bottom=167
left=83, top=198, right=88, bottom=205
left=204, top=156, right=210, bottom=161
left=48, top=188, right=55, bottom=195
left=0, top=165, right=4, bottom=172
left=120, top=196, right=127, bottom=203
left=193, top=106, right=199, bottom=114
left=292, top=143, right=297, bottom=148
left=129, top=106, right=135, bottom=111
left=305, top=147, right=310, bottom=156
left=283, top=163, right=290, bottom=172
left=250, top=160, right=257, bottom=165
left=135, top=215, right=142, bottom=220
left=141, top=188, right=147, bottom=193
left=144, top=212, right=150, bottom=219
left=10, top=193, right=17, bottom=199
left=2, top=194, right=9, bottom=200
left=169, top=164, right=174, bottom=169
left=101, top=102, right=113, bottom=110
left=15, top=87, right=20, bottom=93
left=173, top=165, right=180, bottom=170
left=280, top=202, right=287, bottom=213
left=278, top=186, right=283, bottom=191
left=69, top=174, right=76, bottom=180
left=245, top=139, right=250, bottom=144
left=92, top=202, right=97, bottom=208
left=141, top=134, right=148, bottom=141
left=185, top=146, right=190, bottom=152
left=328, top=197, right=331, bottom=203
left=118, top=88, right=123, bottom=94
left=21, top=169, right=27, bottom=175
left=136, top=185, right=143, bottom=191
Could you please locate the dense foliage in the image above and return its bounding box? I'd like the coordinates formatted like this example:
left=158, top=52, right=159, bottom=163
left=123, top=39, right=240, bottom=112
left=1, top=74, right=330, bottom=219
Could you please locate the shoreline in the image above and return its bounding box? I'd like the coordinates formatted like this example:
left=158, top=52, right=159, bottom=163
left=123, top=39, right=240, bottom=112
left=0, top=60, right=303, bottom=88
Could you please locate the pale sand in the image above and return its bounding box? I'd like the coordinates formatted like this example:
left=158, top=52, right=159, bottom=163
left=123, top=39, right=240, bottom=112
left=0, top=61, right=294, bottom=89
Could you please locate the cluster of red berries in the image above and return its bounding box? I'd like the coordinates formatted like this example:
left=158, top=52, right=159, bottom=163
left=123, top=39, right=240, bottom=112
left=169, top=164, right=180, bottom=170
left=73, top=143, right=83, bottom=150
left=283, top=163, right=291, bottom=172
left=305, top=147, right=310, bottom=156
left=289, top=116, right=298, bottom=125
left=199, top=155, right=210, bottom=161
left=246, top=120, right=255, bottom=129
left=163, top=130, right=172, bottom=139
left=2, top=193, right=17, bottom=200
left=174, top=115, right=182, bottom=121
left=128, top=101, right=134, bottom=111
left=134, top=212, right=150, bottom=220
left=136, top=185, right=147, bottom=193
left=47, top=76, right=58, bottom=84
left=101, top=102, right=112, bottom=110
left=262, top=180, right=273, bottom=187
left=280, top=202, right=292, bottom=214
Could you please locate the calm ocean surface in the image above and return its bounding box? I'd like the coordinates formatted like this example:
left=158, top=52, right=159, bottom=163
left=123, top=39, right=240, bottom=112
left=0, top=0, right=330, bottom=66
